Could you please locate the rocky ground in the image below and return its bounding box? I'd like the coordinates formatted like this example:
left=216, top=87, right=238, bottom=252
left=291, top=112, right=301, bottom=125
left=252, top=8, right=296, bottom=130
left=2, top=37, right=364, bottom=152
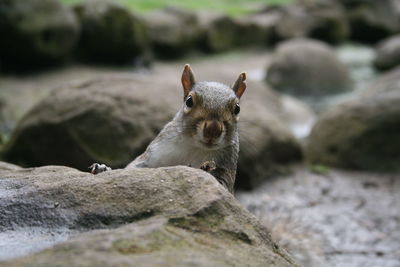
left=238, top=167, right=400, bottom=267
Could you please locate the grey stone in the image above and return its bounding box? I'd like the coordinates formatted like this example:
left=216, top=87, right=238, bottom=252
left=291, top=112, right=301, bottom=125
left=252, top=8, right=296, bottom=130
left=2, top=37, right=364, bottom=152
left=0, top=0, right=79, bottom=70
left=266, top=38, right=353, bottom=96
left=0, top=164, right=297, bottom=266
left=374, top=35, right=400, bottom=71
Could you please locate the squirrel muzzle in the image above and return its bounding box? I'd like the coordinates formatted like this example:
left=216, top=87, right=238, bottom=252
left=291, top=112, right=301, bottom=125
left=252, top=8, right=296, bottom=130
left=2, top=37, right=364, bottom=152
left=202, top=120, right=223, bottom=144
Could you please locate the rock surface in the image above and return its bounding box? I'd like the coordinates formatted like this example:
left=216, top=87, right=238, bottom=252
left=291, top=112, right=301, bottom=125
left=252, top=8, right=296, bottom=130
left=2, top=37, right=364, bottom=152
left=266, top=39, right=353, bottom=96
left=374, top=35, right=400, bottom=71
left=73, top=0, right=148, bottom=63
left=306, top=87, right=400, bottom=171
left=0, top=0, right=80, bottom=70
left=0, top=164, right=297, bottom=266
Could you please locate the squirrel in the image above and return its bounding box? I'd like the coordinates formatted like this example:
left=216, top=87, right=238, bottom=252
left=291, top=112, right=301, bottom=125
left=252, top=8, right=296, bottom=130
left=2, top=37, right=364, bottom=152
left=90, top=64, right=247, bottom=193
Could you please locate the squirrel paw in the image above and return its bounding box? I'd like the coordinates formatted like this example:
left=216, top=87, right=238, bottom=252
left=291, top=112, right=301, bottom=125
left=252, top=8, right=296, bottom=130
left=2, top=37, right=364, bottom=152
left=89, top=163, right=112, bottom=174
left=200, top=161, right=217, bottom=173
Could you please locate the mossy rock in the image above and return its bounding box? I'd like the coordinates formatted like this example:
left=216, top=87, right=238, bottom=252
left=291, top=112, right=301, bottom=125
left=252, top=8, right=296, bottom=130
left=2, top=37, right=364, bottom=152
left=73, top=0, right=149, bottom=64
left=0, top=0, right=79, bottom=71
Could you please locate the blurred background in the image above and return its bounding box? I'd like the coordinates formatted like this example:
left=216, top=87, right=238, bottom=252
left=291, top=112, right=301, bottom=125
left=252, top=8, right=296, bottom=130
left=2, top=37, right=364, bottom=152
left=0, top=0, right=400, bottom=266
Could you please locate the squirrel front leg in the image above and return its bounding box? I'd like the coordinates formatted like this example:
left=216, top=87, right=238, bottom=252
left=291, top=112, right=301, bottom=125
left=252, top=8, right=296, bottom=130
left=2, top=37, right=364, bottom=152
left=200, top=161, right=235, bottom=193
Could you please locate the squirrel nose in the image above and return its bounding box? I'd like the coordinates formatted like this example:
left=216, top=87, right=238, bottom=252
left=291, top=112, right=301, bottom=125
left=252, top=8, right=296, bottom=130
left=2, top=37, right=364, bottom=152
left=203, top=120, right=223, bottom=140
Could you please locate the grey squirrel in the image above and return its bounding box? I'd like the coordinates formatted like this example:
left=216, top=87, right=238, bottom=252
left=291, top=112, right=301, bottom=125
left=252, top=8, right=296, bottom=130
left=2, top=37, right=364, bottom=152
left=90, top=64, right=246, bottom=193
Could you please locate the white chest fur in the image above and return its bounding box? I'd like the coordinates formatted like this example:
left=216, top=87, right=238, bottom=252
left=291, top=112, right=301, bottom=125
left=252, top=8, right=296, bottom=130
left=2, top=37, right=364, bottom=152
left=146, top=137, right=216, bottom=168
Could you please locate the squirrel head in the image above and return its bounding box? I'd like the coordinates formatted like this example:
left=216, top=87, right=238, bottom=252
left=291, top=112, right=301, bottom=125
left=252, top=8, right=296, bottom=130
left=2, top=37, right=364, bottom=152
left=180, top=64, right=246, bottom=150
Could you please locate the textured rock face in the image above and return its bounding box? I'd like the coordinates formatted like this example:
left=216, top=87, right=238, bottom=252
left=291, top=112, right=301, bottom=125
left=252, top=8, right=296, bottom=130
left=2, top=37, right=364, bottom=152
left=266, top=38, right=353, bottom=96
left=0, top=0, right=79, bottom=70
left=73, top=0, right=148, bottom=63
left=2, top=76, right=303, bottom=190
left=306, top=88, right=400, bottom=171
left=0, top=164, right=297, bottom=266
left=374, top=35, right=400, bottom=71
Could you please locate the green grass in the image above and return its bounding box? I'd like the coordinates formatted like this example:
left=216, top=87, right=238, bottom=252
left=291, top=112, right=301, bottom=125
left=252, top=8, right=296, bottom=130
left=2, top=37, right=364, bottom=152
left=60, top=0, right=294, bottom=16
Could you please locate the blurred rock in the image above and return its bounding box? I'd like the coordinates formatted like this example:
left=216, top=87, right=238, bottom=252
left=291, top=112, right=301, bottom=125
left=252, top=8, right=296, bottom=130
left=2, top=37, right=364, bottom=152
left=1, top=77, right=175, bottom=170
left=198, top=12, right=239, bottom=53
left=374, top=35, right=400, bottom=71
left=2, top=74, right=304, bottom=191
left=237, top=82, right=303, bottom=190
left=0, top=164, right=297, bottom=266
left=266, top=38, right=353, bottom=96
left=73, top=0, right=148, bottom=64
left=303, top=0, right=349, bottom=44
left=363, top=65, right=400, bottom=96
left=255, top=1, right=349, bottom=45
left=234, top=14, right=276, bottom=47
left=0, top=0, right=79, bottom=71
left=306, top=82, right=400, bottom=171
left=143, top=7, right=201, bottom=59
left=338, top=0, right=400, bottom=44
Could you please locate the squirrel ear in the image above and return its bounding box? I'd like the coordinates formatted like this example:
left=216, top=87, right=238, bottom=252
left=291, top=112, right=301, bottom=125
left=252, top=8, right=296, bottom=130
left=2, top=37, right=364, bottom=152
left=181, top=64, right=196, bottom=98
left=232, top=72, right=246, bottom=98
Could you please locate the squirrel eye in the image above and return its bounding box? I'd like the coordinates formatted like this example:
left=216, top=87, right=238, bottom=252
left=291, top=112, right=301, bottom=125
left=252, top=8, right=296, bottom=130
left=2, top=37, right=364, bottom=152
left=186, top=95, right=193, bottom=108
left=234, top=104, right=240, bottom=115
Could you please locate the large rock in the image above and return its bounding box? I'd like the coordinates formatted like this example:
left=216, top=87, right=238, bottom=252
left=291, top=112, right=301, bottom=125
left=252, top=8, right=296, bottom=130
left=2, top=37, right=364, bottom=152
left=73, top=0, right=148, bottom=64
left=1, top=77, right=175, bottom=170
left=2, top=74, right=303, bottom=190
left=0, top=0, right=79, bottom=70
left=143, top=7, right=201, bottom=58
left=339, top=0, right=400, bottom=44
left=306, top=77, right=400, bottom=171
left=303, top=0, right=349, bottom=44
left=266, top=39, right=353, bottom=96
left=0, top=164, right=297, bottom=266
left=374, top=35, right=400, bottom=71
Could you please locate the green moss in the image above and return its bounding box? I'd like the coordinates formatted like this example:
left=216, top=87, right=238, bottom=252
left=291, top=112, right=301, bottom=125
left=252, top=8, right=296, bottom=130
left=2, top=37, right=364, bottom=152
left=309, top=164, right=330, bottom=175
left=61, top=0, right=294, bottom=16
left=113, top=239, right=153, bottom=254
left=112, top=227, right=194, bottom=255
